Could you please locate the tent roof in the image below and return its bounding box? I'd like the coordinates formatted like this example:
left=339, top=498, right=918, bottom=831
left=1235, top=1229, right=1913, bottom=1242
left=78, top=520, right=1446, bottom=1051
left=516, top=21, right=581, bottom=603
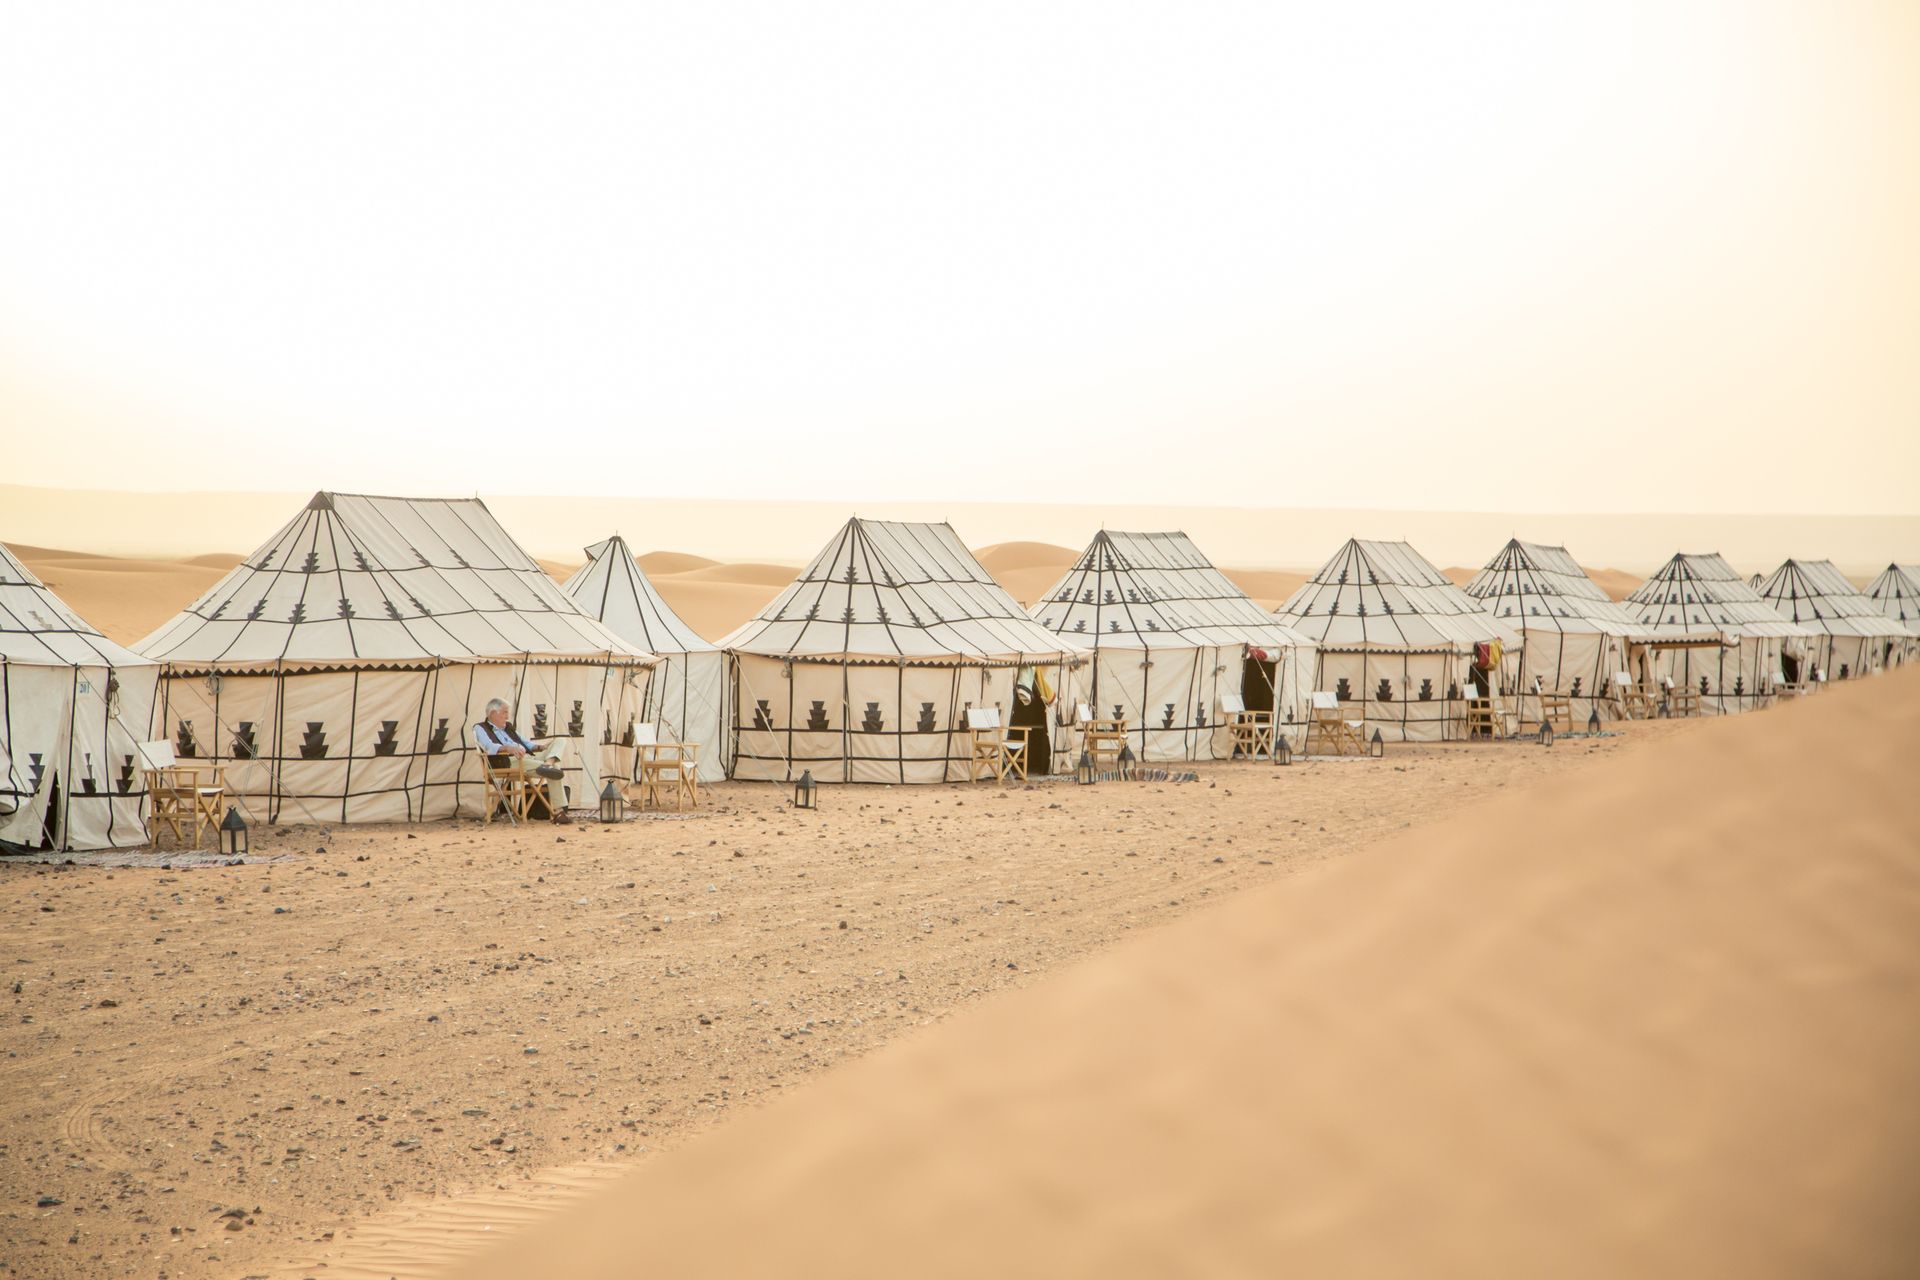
left=720, top=518, right=1084, bottom=664
left=0, top=543, right=155, bottom=669
left=563, top=535, right=717, bottom=655
left=1624, top=553, right=1815, bottom=640
left=1863, top=564, right=1920, bottom=632
left=1756, top=559, right=1913, bottom=640
left=135, top=492, right=656, bottom=672
left=1273, top=539, right=1511, bottom=653
left=1030, top=530, right=1314, bottom=652
left=1463, top=539, right=1651, bottom=638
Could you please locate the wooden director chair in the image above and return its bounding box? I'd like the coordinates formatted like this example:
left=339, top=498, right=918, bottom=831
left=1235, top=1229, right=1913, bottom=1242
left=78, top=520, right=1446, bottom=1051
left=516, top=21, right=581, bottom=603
left=1303, top=692, right=1364, bottom=756
left=1081, top=706, right=1129, bottom=768
left=1218, top=691, right=1274, bottom=760
left=478, top=747, right=535, bottom=825
left=627, top=723, right=702, bottom=812
left=1662, top=677, right=1701, bottom=718
left=138, top=741, right=228, bottom=847
left=1613, top=671, right=1657, bottom=720
left=1532, top=678, right=1575, bottom=734
left=966, top=707, right=1029, bottom=784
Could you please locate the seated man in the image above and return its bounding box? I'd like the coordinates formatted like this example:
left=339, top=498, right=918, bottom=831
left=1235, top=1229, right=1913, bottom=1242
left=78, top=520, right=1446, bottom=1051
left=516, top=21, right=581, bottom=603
left=473, top=698, right=570, bottom=823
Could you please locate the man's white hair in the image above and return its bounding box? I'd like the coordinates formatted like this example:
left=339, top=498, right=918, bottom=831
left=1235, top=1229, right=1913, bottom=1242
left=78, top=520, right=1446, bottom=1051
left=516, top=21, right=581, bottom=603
left=484, top=698, right=510, bottom=716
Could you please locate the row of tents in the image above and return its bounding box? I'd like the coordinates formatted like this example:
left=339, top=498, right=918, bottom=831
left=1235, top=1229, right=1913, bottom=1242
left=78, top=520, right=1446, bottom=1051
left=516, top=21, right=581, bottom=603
left=5, top=491, right=1918, bottom=850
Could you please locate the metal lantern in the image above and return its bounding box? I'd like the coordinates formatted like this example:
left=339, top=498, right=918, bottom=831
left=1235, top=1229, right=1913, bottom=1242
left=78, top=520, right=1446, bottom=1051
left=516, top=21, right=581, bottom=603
left=1657, top=698, right=1670, bottom=719
left=598, top=777, right=625, bottom=824
left=218, top=805, right=248, bottom=858
left=794, top=769, right=818, bottom=810
left=1075, top=749, right=1096, bottom=786
left=1587, top=708, right=1602, bottom=736
left=1538, top=720, right=1554, bottom=747
left=1369, top=728, right=1385, bottom=758
left=1276, top=734, right=1292, bottom=766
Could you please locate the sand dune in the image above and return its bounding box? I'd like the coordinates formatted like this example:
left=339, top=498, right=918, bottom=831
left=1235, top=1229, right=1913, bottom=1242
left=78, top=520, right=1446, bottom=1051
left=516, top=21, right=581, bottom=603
left=10, top=545, right=230, bottom=647
left=1590, top=567, right=1643, bottom=601
left=455, top=673, right=1920, bottom=1280
left=974, top=541, right=1080, bottom=574
left=660, top=561, right=799, bottom=588
left=636, top=550, right=720, bottom=575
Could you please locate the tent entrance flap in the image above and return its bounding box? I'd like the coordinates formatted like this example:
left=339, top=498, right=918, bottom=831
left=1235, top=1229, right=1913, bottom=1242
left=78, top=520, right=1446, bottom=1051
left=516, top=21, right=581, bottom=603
left=1009, top=683, right=1051, bottom=776
left=1241, top=656, right=1277, bottom=715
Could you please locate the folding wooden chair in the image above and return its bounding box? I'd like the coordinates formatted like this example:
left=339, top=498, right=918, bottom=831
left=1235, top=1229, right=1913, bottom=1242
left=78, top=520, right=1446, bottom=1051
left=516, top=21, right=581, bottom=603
left=478, top=749, right=533, bottom=825
left=1533, top=678, right=1575, bottom=734
left=966, top=707, right=1028, bottom=784
left=1303, top=692, right=1364, bottom=756
left=138, top=741, right=228, bottom=847
left=1083, top=715, right=1129, bottom=768
left=1218, top=691, right=1274, bottom=760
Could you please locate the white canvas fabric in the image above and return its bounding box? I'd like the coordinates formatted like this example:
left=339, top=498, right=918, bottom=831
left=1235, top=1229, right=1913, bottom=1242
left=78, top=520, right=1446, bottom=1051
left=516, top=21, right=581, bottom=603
left=137, top=493, right=656, bottom=823
left=1624, top=553, right=1816, bottom=713
left=1463, top=539, right=1649, bottom=725
left=1862, top=564, right=1920, bottom=666
left=1756, top=559, right=1912, bottom=680
left=720, top=519, right=1086, bottom=783
left=0, top=543, right=160, bottom=850
left=1028, top=531, right=1315, bottom=760
left=564, top=535, right=727, bottom=782
left=1273, top=539, right=1512, bottom=742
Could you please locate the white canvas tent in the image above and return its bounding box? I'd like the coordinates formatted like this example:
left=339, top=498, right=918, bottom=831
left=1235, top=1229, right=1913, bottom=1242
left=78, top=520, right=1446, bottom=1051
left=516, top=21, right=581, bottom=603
left=1273, top=539, right=1512, bottom=742
left=721, top=518, right=1086, bottom=783
left=1623, top=553, right=1816, bottom=712
left=1862, top=564, right=1920, bottom=666
left=1, top=543, right=159, bottom=850
left=1463, top=539, right=1648, bottom=724
left=137, top=493, right=656, bottom=823
left=564, top=535, right=727, bottom=782
left=1755, top=559, right=1911, bottom=680
left=1029, top=531, right=1315, bottom=760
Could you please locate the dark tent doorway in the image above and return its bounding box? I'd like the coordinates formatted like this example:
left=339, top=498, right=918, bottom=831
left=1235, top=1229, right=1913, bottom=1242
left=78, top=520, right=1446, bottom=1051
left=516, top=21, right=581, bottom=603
left=1010, top=683, right=1052, bottom=776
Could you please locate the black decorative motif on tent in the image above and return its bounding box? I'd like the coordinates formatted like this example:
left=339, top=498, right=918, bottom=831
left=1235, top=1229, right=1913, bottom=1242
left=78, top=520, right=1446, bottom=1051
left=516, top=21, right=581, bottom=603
left=1732, top=675, right=1745, bottom=696
left=385, top=601, right=405, bottom=621
left=806, top=701, right=831, bottom=731
left=302, top=551, right=320, bottom=573
left=917, top=702, right=937, bottom=732
left=1418, top=678, right=1433, bottom=701
left=452, top=550, right=471, bottom=568
left=621, top=719, right=637, bottom=747
left=337, top=598, right=355, bottom=619
left=300, top=722, right=329, bottom=759
left=427, top=720, right=451, bottom=754
left=568, top=701, right=585, bottom=737
left=354, top=551, right=371, bottom=571
left=80, top=754, right=97, bottom=795
left=209, top=598, right=229, bottom=620
left=602, top=714, right=614, bottom=746
left=1144, top=619, right=1159, bottom=631
left=288, top=602, right=306, bottom=624
left=247, top=600, right=267, bottom=621
left=877, top=605, right=890, bottom=624
left=531, top=704, right=549, bottom=737
left=844, top=565, right=859, bottom=584
left=1382, top=602, right=1393, bottom=614
left=117, top=755, right=135, bottom=795
left=27, top=753, right=45, bottom=792
left=1335, top=678, right=1351, bottom=702
left=409, top=596, right=432, bottom=616
left=1073, top=620, right=1087, bottom=632
left=1108, top=620, right=1121, bottom=632
left=176, top=721, right=200, bottom=758
left=1570, top=677, right=1583, bottom=697
left=841, top=606, right=855, bottom=623
left=754, top=701, right=773, bottom=731
left=1448, top=680, right=1461, bottom=700
left=414, top=550, right=431, bottom=567
left=1839, top=663, right=1851, bottom=679
left=1110, top=704, right=1124, bottom=720
left=1193, top=704, right=1207, bottom=728
left=232, top=722, right=258, bottom=760
left=862, top=702, right=885, bottom=732
left=1162, top=703, right=1176, bottom=728
left=373, top=721, right=400, bottom=756
left=493, top=591, right=512, bottom=609
left=1376, top=678, right=1394, bottom=702
left=259, top=549, right=277, bottom=569
left=1103, top=590, right=1116, bottom=605
left=1698, top=676, right=1710, bottom=696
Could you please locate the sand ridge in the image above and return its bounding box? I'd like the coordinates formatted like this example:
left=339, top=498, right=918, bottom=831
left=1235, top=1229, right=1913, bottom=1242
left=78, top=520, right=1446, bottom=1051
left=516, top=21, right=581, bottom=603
left=0, top=732, right=1657, bottom=1279
left=453, top=671, right=1920, bottom=1280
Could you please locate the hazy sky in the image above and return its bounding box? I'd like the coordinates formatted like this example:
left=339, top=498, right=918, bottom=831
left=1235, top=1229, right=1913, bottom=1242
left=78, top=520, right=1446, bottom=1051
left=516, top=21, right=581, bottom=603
left=2, top=2, right=1916, bottom=514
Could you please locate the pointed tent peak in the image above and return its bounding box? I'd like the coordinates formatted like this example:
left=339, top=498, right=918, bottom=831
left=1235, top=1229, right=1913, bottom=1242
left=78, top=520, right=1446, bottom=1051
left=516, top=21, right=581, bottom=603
left=581, top=534, right=630, bottom=562
left=306, top=491, right=335, bottom=511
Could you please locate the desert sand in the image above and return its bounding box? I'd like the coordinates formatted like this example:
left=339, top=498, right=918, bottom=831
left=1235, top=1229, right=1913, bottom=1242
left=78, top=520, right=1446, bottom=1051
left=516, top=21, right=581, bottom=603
left=453, top=671, right=1920, bottom=1280
left=2, top=716, right=1662, bottom=1279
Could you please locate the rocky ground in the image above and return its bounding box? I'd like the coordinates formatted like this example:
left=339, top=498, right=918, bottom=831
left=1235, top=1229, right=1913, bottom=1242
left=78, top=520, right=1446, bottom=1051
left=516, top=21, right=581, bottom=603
left=0, top=728, right=1672, bottom=1279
